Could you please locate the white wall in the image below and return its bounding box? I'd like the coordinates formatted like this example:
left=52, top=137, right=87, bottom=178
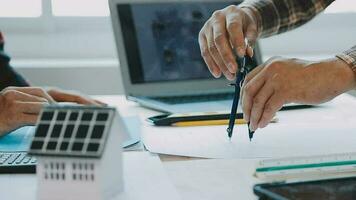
left=3, top=17, right=124, bottom=95
left=16, top=65, right=123, bottom=95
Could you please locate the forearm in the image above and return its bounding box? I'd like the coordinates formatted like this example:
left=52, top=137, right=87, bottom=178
left=306, top=58, right=356, bottom=103
left=239, top=0, right=334, bottom=38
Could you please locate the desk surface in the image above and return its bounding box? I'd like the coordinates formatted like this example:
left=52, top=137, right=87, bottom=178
left=2, top=94, right=356, bottom=200
left=96, top=94, right=356, bottom=199
left=0, top=152, right=181, bottom=200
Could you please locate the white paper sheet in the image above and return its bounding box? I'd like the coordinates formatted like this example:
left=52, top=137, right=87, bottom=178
left=116, top=152, right=181, bottom=200
left=0, top=152, right=180, bottom=200
left=163, top=158, right=260, bottom=200
left=142, top=94, right=356, bottom=159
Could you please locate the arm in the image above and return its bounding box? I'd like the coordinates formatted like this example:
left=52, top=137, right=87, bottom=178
left=198, top=0, right=335, bottom=80
left=241, top=56, right=356, bottom=131
left=199, top=0, right=356, bottom=132
left=239, top=1, right=356, bottom=131
left=239, top=0, right=356, bottom=76
left=239, top=0, right=335, bottom=37
left=0, top=32, right=30, bottom=91
left=239, top=0, right=356, bottom=72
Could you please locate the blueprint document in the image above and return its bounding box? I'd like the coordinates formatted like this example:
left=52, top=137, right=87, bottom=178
left=142, top=94, right=356, bottom=159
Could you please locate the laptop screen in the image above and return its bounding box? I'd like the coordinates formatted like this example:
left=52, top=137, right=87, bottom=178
left=117, top=1, right=247, bottom=84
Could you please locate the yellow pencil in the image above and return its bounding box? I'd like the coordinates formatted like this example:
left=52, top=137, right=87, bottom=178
left=172, top=118, right=278, bottom=127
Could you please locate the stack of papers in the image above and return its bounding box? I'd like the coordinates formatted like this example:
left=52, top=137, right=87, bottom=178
left=142, top=94, right=356, bottom=159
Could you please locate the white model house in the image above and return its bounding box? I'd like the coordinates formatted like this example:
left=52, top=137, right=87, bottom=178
left=29, top=105, right=126, bottom=200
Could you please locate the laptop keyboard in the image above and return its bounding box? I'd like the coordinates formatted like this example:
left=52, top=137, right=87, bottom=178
left=0, top=152, right=36, bottom=173
left=150, top=92, right=234, bottom=105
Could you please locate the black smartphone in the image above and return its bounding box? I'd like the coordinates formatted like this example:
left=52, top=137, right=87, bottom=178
left=254, top=177, right=356, bottom=200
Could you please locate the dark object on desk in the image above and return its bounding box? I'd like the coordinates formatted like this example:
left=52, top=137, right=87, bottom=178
left=149, top=92, right=234, bottom=105
left=147, top=112, right=244, bottom=126
left=226, top=56, right=255, bottom=141
left=279, top=104, right=314, bottom=111
left=0, top=151, right=36, bottom=174
left=0, top=32, right=30, bottom=91
left=147, top=103, right=312, bottom=127
left=254, top=176, right=356, bottom=200
left=248, top=122, right=254, bottom=141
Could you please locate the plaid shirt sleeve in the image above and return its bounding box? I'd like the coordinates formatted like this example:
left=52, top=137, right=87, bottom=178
left=238, top=0, right=335, bottom=37
left=336, top=46, right=356, bottom=71
left=0, top=32, right=29, bottom=91
left=239, top=0, right=356, bottom=70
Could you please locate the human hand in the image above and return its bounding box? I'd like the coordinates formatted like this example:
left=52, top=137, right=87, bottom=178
left=46, top=87, right=105, bottom=106
left=0, top=87, right=51, bottom=136
left=242, top=57, right=356, bottom=131
left=4, top=87, right=105, bottom=106
left=198, top=5, right=259, bottom=80
left=0, top=87, right=105, bottom=136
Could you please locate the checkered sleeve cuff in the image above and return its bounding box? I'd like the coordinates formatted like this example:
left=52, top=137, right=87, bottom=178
left=238, top=0, right=279, bottom=38
left=238, top=0, right=333, bottom=38
left=336, top=46, right=356, bottom=71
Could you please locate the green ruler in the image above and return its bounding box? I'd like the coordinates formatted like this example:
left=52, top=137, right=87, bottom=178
left=255, top=152, right=356, bottom=179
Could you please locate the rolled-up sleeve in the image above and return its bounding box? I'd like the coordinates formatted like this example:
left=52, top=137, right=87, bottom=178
left=336, top=46, right=356, bottom=71
left=237, top=1, right=356, bottom=74
left=239, top=0, right=334, bottom=38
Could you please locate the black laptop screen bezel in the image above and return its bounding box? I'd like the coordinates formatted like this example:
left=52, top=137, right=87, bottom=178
left=117, top=4, right=145, bottom=84
left=116, top=2, right=260, bottom=84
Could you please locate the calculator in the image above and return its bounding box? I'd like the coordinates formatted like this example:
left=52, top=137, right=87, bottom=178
left=0, top=151, right=36, bottom=173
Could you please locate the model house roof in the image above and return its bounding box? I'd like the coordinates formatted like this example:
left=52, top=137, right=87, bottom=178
left=29, top=105, right=115, bottom=158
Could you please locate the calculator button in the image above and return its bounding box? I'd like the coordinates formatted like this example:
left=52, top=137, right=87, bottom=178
left=7, top=153, right=21, bottom=164
left=0, top=152, right=36, bottom=174
left=30, top=158, right=37, bottom=164
left=22, top=157, right=32, bottom=164
left=3, top=154, right=11, bottom=159
left=0, top=158, right=6, bottom=164
left=15, top=154, right=27, bottom=164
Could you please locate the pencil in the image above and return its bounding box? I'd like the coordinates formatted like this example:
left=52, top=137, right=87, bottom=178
left=173, top=119, right=248, bottom=127
left=172, top=117, right=278, bottom=127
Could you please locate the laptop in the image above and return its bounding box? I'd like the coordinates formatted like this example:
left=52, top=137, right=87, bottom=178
left=109, top=0, right=262, bottom=113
